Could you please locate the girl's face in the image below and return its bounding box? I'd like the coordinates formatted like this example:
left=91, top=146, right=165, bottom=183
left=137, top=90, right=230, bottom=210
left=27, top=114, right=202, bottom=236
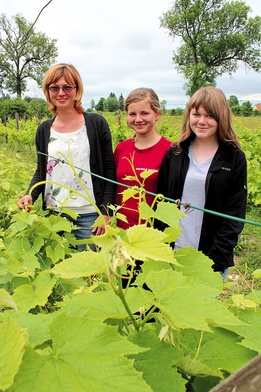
left=48, top=76, right=77, bottom=111
left=126, top=98, right=160, bottom=136
left=190, top=105, right=218, bottom=141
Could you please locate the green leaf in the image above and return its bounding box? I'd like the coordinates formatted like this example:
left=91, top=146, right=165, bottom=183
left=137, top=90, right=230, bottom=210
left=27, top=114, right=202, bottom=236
left=231, top=294, right=257, bottom=309
left=92, top=225, right=121, bottom=253
left=153, top=201, right=185, bottom=227
left=178, top=327, right=256, bottom=377
left=146, top=270, right=244, bottom=332
left=0, top=317, right=27, bottom=391
left=0, top=311, right=54, bottom=348
left=10, top=314, right=151, bottom=392
left=252, top=269, right=261, bottom=279
left=121, top=187, right=139, bottom=202
left=46, top=244, right=65, bottom=263
left=129, top=326, right=187, bottom=392
left=0, top=288, right=18, bottom=310
left=13, top=272, right=56, bottom=312
left=174, top=247, right=222, bottom=288
left=51, top=251, right=107, bottom=279
left=123, top=225, right=176, bottom=263
left=59, top=286, right=154, bottom=321
left=231, top=308, right=261, bottom=352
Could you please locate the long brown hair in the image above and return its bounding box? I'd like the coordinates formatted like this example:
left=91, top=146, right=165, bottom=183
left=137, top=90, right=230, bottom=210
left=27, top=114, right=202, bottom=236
left=42, top=63, right=84, bottom=114
left=177, top=86, right=241, bottom=148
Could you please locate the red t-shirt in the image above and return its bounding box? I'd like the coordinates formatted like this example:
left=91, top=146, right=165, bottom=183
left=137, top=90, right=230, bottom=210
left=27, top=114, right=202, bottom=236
left=114, top=137, right=172, bottom=229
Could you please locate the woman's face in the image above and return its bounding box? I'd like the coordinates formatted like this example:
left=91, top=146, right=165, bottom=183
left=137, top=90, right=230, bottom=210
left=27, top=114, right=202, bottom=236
left=190, top=105, right=218, bottom=141
left=48, top=76, right=77, bottom=111
left=126, top=98, right=160, bottom=136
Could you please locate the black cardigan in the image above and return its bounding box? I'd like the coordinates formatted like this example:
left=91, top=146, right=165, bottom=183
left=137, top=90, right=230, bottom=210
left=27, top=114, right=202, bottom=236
left=157, top=137, right=247, bottom=272
left=27, top=112, right=116, bottom=215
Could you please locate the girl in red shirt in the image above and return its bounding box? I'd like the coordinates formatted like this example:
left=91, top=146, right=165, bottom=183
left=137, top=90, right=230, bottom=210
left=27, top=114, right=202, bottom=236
left=114, top=88, right=172, bottom=229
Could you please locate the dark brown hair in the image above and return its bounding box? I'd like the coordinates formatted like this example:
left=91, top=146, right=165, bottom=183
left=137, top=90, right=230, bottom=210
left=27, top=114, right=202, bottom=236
left=177, top=86, right=241, bottom=148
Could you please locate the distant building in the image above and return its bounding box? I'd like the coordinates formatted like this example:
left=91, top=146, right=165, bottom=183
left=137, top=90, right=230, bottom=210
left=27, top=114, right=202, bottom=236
left=253, top=103, right=261, bottom=111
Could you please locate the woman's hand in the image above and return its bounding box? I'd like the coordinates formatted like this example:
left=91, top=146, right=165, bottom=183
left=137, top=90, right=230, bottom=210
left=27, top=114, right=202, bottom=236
left=92, top=215, right=110, bottom=236
left=18, top=195, right=33, bottom=211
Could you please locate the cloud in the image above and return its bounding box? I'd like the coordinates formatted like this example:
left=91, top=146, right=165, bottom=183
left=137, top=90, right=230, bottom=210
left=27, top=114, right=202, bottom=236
left=1, top=0, right=260, bottom=108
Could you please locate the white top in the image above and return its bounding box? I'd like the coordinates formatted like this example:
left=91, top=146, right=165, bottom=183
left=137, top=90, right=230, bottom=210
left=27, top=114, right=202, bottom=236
left=44, top=125, right=96, bottom=214
left=175, top=145, right=213, bottom=250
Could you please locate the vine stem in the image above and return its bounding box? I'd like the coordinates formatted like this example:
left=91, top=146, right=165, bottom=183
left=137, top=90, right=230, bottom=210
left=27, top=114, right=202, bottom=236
left=188, top=330, right=204, bottom=371
left=115, top=269, right=140, bottom=332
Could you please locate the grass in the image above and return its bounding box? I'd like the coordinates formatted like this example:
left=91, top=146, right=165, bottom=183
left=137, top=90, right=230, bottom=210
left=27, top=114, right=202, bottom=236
left=225, top=205, right=261, bottom=293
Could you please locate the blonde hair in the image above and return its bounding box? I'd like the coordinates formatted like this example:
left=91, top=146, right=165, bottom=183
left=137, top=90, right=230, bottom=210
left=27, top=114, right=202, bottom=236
left=42, top=63, right=84, bottom=114
left=124, top=87, right=162, bottom=114
left=177, top=86, right=241, bottom=148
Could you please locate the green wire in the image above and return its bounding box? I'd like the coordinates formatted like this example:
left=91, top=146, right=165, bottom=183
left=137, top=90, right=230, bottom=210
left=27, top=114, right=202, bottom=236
left=16, top=149, right=261, bottom=227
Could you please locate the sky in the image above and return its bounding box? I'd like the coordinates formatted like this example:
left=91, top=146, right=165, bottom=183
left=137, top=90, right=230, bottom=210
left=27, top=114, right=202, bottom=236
left=1, top=0, right=261, bottom=109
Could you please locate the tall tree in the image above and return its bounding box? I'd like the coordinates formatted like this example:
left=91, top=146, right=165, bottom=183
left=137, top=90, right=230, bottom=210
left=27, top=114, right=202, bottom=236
left=228, top=95, right=240, bottom=108
left=118, top=93, right=124, bottom=111
left=0, top=13, right=58, bottom=97
left=160, top=0, right=261, bottom=96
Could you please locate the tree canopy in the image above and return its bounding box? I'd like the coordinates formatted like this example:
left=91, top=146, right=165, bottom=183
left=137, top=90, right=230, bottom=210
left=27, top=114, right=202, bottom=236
left=160, top=0, right=261, bottom=96
left=0, top=13, right=58, bottom=98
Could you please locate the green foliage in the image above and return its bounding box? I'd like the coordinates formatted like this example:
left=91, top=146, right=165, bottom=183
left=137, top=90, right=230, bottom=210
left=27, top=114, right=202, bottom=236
left=0, top=149, right=35, bottom=229
left=26, top=98, right=51, bottom=120
left=0, top=200, right=260, bottom=391
left=228, top=95, right=240, bottom=107
left=253, top=109, right=261, bottom=116
left=0, top=148, right=261, bottom=391
left=231, top=105, right=242, bottom=116
left=0, top=99, right=28, bottom=120
left=95, top=97, right=105, bottom=111
left=241, top=101, right=253, bottom=117
left=0, top=97, right=51, bottom=120
left=118, top=93, right=125, bottom=111
left=239, top=127, right=261, bottom=206
left=104, top=96, right=120, bottom=112
left=160, top=0, right=261, bottom=95
left=0, top=13, right=58, bottom=98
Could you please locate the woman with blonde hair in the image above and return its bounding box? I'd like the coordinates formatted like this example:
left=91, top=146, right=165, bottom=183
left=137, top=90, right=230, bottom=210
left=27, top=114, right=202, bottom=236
left=18, top=63, right=115, bottom=248
left=157, top=86, right=247, bottom=279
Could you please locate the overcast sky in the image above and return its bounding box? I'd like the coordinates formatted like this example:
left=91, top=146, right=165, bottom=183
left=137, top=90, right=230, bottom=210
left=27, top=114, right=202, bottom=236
left=1, top=0, right=261, bottom=108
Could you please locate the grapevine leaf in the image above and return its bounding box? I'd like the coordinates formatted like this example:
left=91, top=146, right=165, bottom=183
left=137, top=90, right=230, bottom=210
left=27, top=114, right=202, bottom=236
left=230, top=308, right=261, bottom=352
left=178, top=327, right=257, bottom=377
left=59, top=286, right=154, bottom=321
left=121, top=187, right=139, bottom=202
left=252, top=268, right=261, bottom=279
left=129, top=326, right=187, bottom=392
left=174, top=247, right=222, bottom=288
left=13, top=272, right=56, bottom=312
left=92, top=225, right=120, bottom=253
left=116, top=212, right=129, bottom=223
left=0, top=317, right=27, bottom=391
left=123, top=225, right=176, bottom=263
left=51, top=251, right=107, bottom=279
left=146, top=270, right=245, bottom=332
left=153, top=201, right=186, bottom=227
left=46, top=244, right=65, bottom=263
left=0, top=288, right=18, bottom=310
left=231, top=294, right=257, bottom=309
left=10, top=314, right=152, bottom=392
left=0, top=311, right=54, bottom=348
